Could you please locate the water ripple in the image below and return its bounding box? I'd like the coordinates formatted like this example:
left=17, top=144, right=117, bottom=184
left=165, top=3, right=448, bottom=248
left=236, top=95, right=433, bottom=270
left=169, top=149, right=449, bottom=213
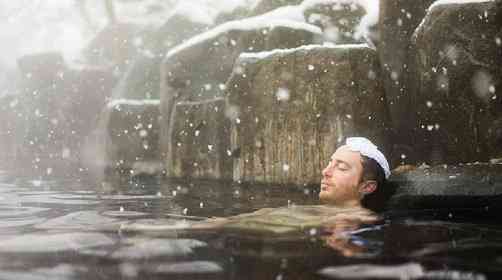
left=0, top=206, right=50, bottom=218
left=35, top=211, right=121, bottom=231
left=151, top=261, right=223, bottom=274
left=111, top=238, right=207, bottom=259
left=0, top=232, right=116, bottom=253
left=102, top=210, right=150, bottom=218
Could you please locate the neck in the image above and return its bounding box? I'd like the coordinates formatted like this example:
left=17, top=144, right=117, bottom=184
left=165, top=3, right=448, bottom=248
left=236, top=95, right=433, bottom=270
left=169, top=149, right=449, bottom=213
left=324, top=199, right=362, bottom=209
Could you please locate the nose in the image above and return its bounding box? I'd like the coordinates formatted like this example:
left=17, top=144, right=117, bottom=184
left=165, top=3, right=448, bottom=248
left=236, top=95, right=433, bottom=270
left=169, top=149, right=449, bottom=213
left=322, top=164, right=332, bottom=177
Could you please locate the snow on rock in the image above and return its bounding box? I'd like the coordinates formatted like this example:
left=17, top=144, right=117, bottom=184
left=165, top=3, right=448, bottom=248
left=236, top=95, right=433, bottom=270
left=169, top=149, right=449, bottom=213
left=107, top=99, right=160, bottom=109
left=165, top=16, right=320, bottom=60
left=429, top=0, right=494, bottom=9
left=166, top=0, right=377, bottom=59
left=239, top=42, right=370, bottom=60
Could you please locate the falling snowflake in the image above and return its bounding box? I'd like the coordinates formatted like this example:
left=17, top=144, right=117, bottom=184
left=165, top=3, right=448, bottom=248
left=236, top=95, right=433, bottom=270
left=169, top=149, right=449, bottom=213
left=276, top=87, right=290, bottom=101
left=282, top=164, right=290, bottom=172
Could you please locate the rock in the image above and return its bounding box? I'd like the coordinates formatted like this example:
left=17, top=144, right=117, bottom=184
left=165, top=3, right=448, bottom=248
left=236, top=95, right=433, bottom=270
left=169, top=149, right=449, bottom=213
left=249, top=0, right=304, bottom=16
left=17, top=52, right=66, bottom=89
left=90, top=12, right=211, bottom=177
left=377, top=0, right=437, bottom=164
left=111, top=55, right=161, bottom=100
left=412, top=0, right=502, bottom=164
left=388, top=162, right=502, bottom=209
left=149, top=14, right=210, bottom=53
left=12, top=52, right=116, bottom=173
left=167, top=98, right=232, bottom=179
left=0, top=95, right=21, bottom=164
left=83, top=23, right=140, bottom=70
left=112, top=17, right=210, bottom=98
left=105, top=99, right=162, bottom=175
left=251, top=0, right=377, bottom=45
left=161, top=19, right=322, bottom=101
left=225, top=44, right=389, bottom=185
left=159, top=15, right=322, bottom=179
left=239, top=25, right=318, bottom=52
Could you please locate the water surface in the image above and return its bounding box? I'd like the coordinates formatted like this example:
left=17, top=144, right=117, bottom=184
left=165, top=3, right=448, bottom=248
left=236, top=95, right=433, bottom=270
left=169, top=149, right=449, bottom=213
left=0, top=169, right=500, bottom=279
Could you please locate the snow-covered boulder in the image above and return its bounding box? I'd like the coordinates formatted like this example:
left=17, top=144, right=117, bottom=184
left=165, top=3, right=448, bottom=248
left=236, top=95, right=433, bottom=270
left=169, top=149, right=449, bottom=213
left=161, top=17, right=322, bottom=99
left=411, top=0, right=502, bottom=164
left=225, top=44, right=389, bottom=185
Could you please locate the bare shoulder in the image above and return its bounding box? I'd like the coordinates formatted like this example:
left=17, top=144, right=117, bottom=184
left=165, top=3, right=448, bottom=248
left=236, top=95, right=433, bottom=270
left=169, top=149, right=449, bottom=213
left=321, top=206, right=380, bottom=224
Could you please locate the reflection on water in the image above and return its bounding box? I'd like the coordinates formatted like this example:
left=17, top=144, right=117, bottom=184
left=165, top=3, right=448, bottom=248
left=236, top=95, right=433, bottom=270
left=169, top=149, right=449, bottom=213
left=0, top=170, right=501, bottom=279
left=0, top=232, right=115, bottom=253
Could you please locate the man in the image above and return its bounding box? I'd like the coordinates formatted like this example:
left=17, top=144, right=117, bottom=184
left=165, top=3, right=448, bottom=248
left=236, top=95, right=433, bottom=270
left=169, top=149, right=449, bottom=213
left=123, top=137, right=391, bottom=247
left=320, top=137, right=391, bottom=212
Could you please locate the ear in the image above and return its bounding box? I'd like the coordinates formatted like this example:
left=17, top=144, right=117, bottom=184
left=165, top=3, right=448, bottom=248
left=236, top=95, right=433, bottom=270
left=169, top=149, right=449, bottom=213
left=359, top=180, right=377, bottom=195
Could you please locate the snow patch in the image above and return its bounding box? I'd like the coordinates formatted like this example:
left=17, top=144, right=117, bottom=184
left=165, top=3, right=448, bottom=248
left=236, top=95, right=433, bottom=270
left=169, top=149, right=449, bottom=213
left=107, top=99, right=160, bottom=109
left=238, top=42, right=370, bottom=60
left=429, top=0, right=494, bottom=9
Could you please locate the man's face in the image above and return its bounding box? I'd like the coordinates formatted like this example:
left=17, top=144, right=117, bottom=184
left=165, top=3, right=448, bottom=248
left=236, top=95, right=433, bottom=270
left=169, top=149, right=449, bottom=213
left=320, top=145, right=364, bottom=207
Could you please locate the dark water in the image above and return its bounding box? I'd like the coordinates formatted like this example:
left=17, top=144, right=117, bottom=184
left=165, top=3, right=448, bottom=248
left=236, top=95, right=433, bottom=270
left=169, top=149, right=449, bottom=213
left=0, top=169, right=501, bottom=280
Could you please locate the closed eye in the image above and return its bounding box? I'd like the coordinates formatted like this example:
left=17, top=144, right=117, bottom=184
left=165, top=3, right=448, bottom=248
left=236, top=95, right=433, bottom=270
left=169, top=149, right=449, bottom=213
left=335, top=162, right=349, bottom=171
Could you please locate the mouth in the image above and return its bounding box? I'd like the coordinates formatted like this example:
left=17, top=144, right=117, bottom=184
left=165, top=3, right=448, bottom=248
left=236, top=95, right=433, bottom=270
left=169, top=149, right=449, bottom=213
left=320, top=181, right=331, bottom=191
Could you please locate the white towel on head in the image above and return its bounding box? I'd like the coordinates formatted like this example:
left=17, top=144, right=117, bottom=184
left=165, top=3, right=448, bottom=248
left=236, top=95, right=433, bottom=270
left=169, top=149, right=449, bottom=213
left=345, top=137, right=391, bottom=179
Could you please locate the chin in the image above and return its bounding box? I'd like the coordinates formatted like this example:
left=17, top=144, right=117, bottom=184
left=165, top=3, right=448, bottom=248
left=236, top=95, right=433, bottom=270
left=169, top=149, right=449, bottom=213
left=319, top=192, right=332, bottom=204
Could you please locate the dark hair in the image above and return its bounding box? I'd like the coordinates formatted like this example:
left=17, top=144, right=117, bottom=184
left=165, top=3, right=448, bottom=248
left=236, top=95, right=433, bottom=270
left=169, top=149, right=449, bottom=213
left=360, top=155, right=389, bottom=212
